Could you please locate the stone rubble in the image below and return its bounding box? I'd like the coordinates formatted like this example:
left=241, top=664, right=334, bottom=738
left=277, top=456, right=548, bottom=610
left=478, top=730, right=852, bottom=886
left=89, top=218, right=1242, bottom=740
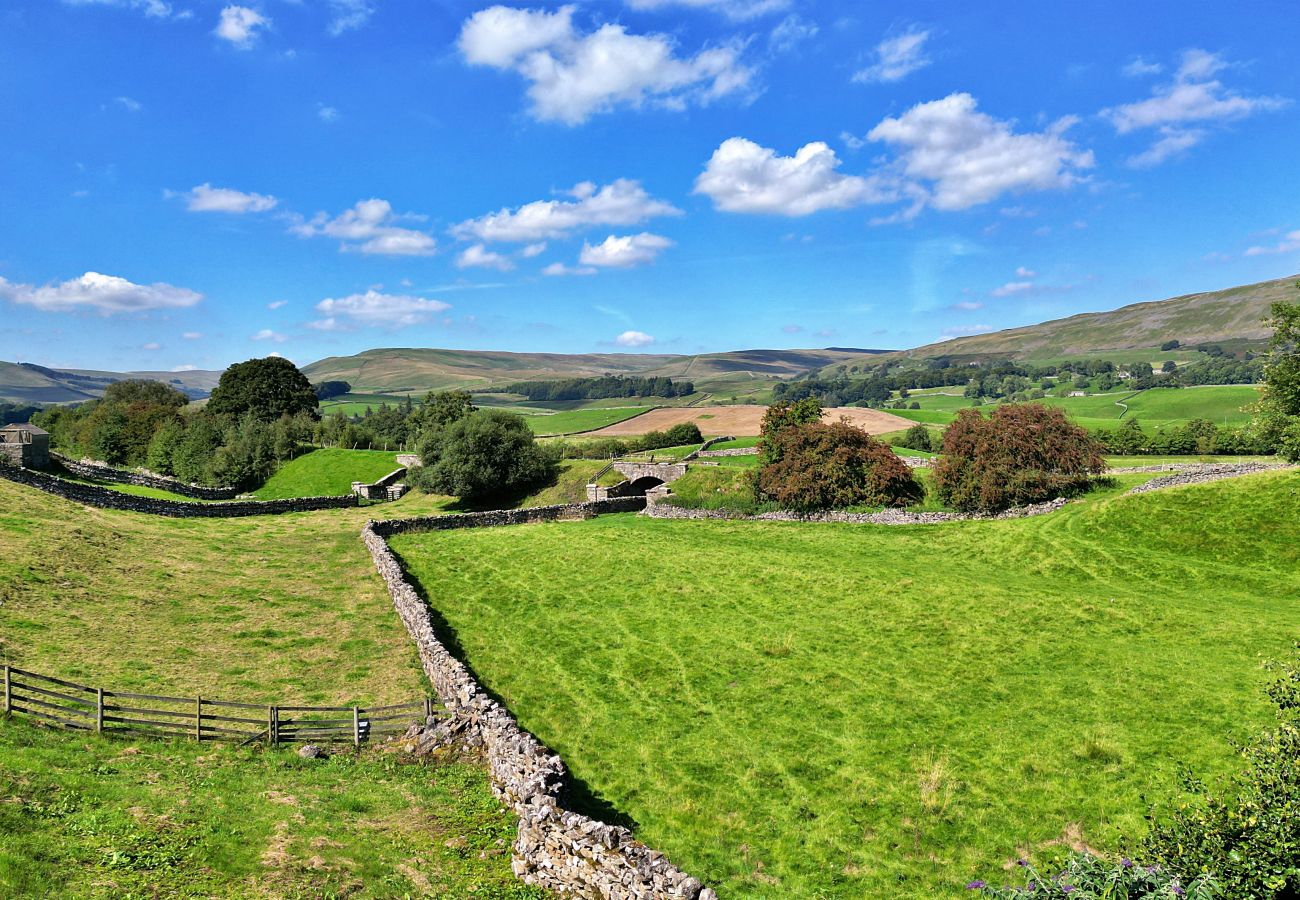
left=1125, top=462, right=1291, bottom=494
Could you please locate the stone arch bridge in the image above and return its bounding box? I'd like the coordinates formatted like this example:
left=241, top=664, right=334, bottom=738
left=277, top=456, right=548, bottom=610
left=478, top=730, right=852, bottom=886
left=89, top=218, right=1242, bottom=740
left=587, top=461, right=688, bottom=501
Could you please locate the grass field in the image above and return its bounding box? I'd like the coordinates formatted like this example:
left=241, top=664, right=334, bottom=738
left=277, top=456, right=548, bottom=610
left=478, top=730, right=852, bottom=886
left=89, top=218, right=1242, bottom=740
left=518, top=407, right=652, bottom=436
left=318, top=392, right=420, bottom=417
left=389, top=471, right=1300, bottom=898
left=0, top=717, right=541, bottom=899
left=0, top=478, right=444, bottom=705
left=253, top=448, right=401, bottom=499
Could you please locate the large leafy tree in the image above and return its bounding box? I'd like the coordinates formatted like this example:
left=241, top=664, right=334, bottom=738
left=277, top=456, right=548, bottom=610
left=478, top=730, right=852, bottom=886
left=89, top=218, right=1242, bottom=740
left=206, top=357, right=319, bottom=422
left=758, top=398, right=823, bottom=465
left=411, top=409, right=553, bottom=502
left=756, top=420, right=923, bottom=512
left=1250, top=295, right=1300, bottom=461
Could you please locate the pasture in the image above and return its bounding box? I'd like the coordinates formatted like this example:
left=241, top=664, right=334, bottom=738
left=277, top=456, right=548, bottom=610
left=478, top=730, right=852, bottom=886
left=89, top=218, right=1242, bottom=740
left=517, top=406, right=652, bottom=436
left=389, top=471, right=1300, bottom=898
left=318, top=392, right=420, bottom=417
left=586, top=405, right=915, bottom=437
left=253, top=448, right=401, bottom=499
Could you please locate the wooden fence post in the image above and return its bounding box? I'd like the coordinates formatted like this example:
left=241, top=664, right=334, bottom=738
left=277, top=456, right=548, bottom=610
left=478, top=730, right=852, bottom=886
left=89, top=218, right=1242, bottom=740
left=268, top=705, right=277, bottom=747
left=195, top=696, right=202, bottom=742
left=423, top=697, right=433, bottom=721
left=353, top=707, right=360, bottom=748
left=95, top=688, right=104, bottom=733
left=3, top=666, right=10, bottom=715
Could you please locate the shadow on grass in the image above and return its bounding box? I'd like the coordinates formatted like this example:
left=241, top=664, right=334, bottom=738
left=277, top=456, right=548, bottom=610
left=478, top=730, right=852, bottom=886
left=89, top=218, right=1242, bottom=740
left=387, top=540, right=640, bottom=831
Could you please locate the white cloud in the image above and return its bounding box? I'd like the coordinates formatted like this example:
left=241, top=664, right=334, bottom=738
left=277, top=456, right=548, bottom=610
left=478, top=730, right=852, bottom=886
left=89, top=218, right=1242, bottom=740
left=66, top=0, right=179, bottom=19
left=542, top=262, right=597, bottom=277
left=1014, top=266, right=1036, bottom=278
left=614, top=329, right=656, bottom=347
left=251, top=328, right=286, bottom=342
left=182, top=183, right=278, bottom=214
left=1244, top=229, right=1300, bottom=256
left=141, top=341, right=161, bottom=351
left=694, top=137, right=901, bottom=215
left=458, top=5, right=754, bottom=125
left=291, top=199, right=437, bottom=256
left=625, top=0, right=789, bottom=19
left=941, top=324, right=993, bottom=337
left=0, top=272, right=202, bottom=314
left=853, top=27, right=931, bottom=84
left=1104, top=49, right=1287, bottom=166
left=457, top=244, right=515, bottom=271
left=579, top=232, right=673, bottom=268
left=1122, top=56, right=1163, bottom=77
left=171, top=364, right=199, bottom=372
left=867, top=92, right=1094, bottom=211
left=453, top=179, right=680, bottom=243
left=521, top=242, right=548, bottom=257
left=949, top=300, right=983, bottom=311
left=769, top=14, right=817, bottom=53
left=990, top=281, right=1036, bottom=297
left=309, top=291, right=451, bottom=331
left=113, top=96, right=143, bottom=112
left=317, top=104, right=339, bottom=122
left=327, top=0, right=372, bottom=35
left=839, top=131, right=866, bottom=151
left=182, top=331, right=202, bottom=339
left=215, top=6, right=269, bottom=47
left=267, top=300, right=287, bottom=310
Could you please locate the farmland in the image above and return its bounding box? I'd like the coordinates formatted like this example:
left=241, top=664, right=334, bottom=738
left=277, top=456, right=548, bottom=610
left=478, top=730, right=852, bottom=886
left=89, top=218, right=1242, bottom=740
left=253, top=448, right=401, bottom=499
left=388, top=470, right=1300, bottom=898
left=586, top=404, right=915, bottom=437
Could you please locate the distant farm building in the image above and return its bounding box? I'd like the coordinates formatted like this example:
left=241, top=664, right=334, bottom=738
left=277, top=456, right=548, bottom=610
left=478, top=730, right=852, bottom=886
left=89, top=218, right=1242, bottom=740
left=0, top=423, right=51, bottom=469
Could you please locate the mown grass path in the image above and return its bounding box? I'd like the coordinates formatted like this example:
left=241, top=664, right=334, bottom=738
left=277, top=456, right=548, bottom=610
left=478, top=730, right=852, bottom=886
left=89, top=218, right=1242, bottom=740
left=389, top=471, right=1300, bottom=898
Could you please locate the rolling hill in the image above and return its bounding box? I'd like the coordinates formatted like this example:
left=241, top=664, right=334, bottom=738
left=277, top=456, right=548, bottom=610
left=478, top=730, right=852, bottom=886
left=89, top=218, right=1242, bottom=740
left=853, top=274, right=1298, bottom=367
left=0, top=362, right=221, bottom=404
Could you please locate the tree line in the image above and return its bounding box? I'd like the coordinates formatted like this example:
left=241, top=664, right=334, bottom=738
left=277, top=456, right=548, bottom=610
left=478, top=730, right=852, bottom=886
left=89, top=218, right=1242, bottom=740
left=498, top=375, right=694, bottom=401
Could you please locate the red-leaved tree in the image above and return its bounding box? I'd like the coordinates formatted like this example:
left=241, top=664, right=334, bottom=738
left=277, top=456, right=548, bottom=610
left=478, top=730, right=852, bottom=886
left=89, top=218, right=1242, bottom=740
left=756, top=420, right=923, bottom=512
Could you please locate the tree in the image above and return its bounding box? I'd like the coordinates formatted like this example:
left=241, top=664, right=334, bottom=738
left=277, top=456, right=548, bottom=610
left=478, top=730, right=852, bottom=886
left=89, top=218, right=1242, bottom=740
left=1250, top=296, right=1300, bottom=461
left=415, top=390, right=476, bottom=431
left=101, top=379, right=188, bottom=410
left=410, top=409, right=553, bottom=502
left=206, top=357, right=319, bottom=422
left=758, top=398, right=823, bottom=465
left=313, top=380, right=352, bottom=400
left=892, top=423, right=935, bottom=453
left=933, top=404, right=1104, bottom=512
left=756, top=421, right=923, bottom=512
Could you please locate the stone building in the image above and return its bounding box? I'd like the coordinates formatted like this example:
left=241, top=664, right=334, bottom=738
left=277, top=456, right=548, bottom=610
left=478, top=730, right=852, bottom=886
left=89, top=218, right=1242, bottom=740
left=0, top=423, right=51, bottom=469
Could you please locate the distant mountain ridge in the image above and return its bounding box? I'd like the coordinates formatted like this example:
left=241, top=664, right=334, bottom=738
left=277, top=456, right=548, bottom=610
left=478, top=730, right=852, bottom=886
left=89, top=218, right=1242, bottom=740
left=0, top=361, right=221, bottom=404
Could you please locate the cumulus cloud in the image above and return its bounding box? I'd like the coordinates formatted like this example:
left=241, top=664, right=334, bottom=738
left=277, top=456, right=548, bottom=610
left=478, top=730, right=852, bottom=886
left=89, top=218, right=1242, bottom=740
left=327, top=0, right=372, bottom=35
left=182, top=183, right=278, bottom=214
left=317, top=104, right=339, bottom=122
left=458, top=5, right=754, bottom=124
left=0, top=272, right=202, bottom=315
left=1104, top=49, right=1287, bottom=167
left=521, top=242, right=548, bottom=257
left=769, top=14, right=817, bottom=53
left=251, top=328, right=286, bottom=342
left=308, top=290, right=451, bottom=331
left=694, top=137, right=900, bottom=215
left=1244, top=229, right=1300, bottom=256
left=614, top=329, right=656, bottom=347
left=182, top=331, right=202, bottom=339
left=1122, top=56, right=1163, bottom=77
left=453, top=179, right=680, bottom=243
left=141, top=342, right=161, bottom=351
left=291, top=199, right=437, bottom=256
left=542, top=262, right=598, bottom=276
left=579, top=233, right=673, bottom=268
left=625, top=0, right=789, bottom=18
left=867, top=92, right=1094, bottom=211
left=990, top=281, right=1036, bottom=297
left=457, top=244, right=515, bottom=271
left=171, top=364, right=199, bottom=372
left=267, top=300, right=288, bottom=309
left=1015, top=266, right=1037, bottom=278
left=215, top=6, right=269, bottom=47
left=853, top=27, right=931, bottom=84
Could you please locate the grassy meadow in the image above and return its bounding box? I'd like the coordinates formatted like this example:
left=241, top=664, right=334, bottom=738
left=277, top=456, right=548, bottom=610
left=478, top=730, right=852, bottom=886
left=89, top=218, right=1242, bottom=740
left=389, top=471, right=1300, bottom=898
left=0, top=717, right=541, bottom=899
left=517, top=406, right=651, bottom=436
left=253, top=448, right=401, bottom=499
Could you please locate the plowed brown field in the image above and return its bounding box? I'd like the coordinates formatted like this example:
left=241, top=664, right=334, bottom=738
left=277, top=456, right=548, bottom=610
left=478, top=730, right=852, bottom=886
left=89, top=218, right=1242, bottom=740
left=585, top=405, right=915, bottom=437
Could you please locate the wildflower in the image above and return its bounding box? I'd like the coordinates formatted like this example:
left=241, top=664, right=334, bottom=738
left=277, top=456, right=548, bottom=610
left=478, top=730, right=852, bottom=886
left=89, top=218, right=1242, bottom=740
left=966, top=880, right=987, bottom=890
left=1120, top=858, right=1133, bottom=869
left=1017, top=859, right=1029, bottom=867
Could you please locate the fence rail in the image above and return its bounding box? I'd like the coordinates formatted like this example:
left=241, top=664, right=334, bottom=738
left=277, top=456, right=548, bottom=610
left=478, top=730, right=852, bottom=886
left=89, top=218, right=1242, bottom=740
left=2, top=665, right=433, bottom=747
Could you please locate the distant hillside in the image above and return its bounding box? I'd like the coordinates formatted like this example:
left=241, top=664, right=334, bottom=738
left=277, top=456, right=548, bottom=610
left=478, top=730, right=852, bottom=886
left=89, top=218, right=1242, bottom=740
left=0, top=362, right=221, bottom=404
left=829, top=275, right=1299, bottom=370
left=301, top=347, right=884, bottom=393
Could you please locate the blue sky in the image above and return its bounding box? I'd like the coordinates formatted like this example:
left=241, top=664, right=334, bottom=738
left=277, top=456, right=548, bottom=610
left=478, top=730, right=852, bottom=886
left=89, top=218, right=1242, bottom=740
left=2, top=0, right=1298, bottom=372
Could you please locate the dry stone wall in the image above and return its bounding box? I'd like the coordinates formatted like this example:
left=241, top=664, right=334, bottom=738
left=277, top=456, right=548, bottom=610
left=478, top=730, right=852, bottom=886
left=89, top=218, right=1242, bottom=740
left=0, top=464, right=357, bottom=517
left=53, top=454, right=240, bottom=500
left=363, top=498, right=713, bottom=900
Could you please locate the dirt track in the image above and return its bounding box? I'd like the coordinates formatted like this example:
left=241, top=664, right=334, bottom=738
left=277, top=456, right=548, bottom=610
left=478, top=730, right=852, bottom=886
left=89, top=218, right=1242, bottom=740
left=586, top=405, right=916, bottom=437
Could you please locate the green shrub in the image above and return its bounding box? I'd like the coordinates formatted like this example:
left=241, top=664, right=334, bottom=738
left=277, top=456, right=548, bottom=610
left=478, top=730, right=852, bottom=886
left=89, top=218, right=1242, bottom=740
left=972, top=852, right=1218, bottom=898
left=892, top=423, right=935, bottom=453
left=410, top=409, right=554, bottom=502
left=933, top=404, right=1104, bottom=512
left=756, top=420, right=923, bottom=512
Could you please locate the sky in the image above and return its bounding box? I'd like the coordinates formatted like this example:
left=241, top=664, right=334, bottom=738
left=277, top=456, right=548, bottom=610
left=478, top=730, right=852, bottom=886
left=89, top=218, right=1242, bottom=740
left=1, top=0, right=1299, bottom=373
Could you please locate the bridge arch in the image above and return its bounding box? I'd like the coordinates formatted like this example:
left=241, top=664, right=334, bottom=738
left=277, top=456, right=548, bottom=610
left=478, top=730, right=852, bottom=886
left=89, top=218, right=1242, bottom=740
left=627, top=475, right=665, bottom=495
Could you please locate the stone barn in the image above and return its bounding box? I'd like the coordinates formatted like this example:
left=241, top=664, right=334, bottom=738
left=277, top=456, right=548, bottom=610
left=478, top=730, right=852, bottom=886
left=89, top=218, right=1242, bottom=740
left=0, top=423, right=51, bottom=469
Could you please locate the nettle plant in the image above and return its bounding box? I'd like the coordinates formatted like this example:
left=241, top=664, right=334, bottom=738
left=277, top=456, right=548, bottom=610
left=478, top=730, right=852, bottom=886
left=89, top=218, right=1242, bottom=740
left=969, top=853, right=1219, bottom=899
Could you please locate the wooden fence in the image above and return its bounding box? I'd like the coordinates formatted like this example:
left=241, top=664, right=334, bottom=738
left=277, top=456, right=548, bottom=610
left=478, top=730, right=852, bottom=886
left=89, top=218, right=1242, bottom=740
left=2, top=665, right=433, bottom=746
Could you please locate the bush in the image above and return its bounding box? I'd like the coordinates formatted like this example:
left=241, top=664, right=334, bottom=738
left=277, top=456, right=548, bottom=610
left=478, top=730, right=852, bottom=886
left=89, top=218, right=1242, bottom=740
left=758, top=398, right=823, bottom=465
left=410, top=409, right=554, bottom=502
left=664, top=422, right=703, bottom=446
left=892, top=423, right=935, bottom=453
left=756, top=420, right=923, bottom=512
left=971, top=853, right=1217, bottom=899
left=933, top=405, right=1104, bottom=512
left=1141, top=645, right=1300, bottom=898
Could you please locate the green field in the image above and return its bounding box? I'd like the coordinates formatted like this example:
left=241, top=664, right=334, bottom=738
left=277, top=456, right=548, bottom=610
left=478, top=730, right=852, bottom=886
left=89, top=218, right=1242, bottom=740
left=518, top=406, right=651, bottom=435
left=318, top=392, right=420, bottom=417
left=389, top=471, right=1300, bottom=898
left=0, top=717, right=540, bottom=899
left=253, top=448, right=402, bottom=499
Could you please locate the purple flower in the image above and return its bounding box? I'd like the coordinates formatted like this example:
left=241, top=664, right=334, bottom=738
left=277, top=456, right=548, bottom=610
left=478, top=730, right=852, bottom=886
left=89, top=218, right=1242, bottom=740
left=1172, top=885, right=1185, bottom=897
left=1062, top=887, right=1075, bottom=894
left=966, top=880, right=987, bottom=890
left=1017, top=859, right=1029, bottom=867
left=1120, top=858, right=1133, bottom=869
